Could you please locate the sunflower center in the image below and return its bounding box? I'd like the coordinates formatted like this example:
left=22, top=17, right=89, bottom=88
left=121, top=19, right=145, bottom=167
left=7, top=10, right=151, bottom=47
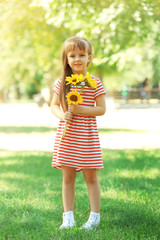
left=70, top=95, right=78, bottom=101
left=72, top=78, right=77, bottom=82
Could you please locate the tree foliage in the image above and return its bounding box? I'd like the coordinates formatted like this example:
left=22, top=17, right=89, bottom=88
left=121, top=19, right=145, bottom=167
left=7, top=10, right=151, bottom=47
left=0, top=0, right=160, bottom=98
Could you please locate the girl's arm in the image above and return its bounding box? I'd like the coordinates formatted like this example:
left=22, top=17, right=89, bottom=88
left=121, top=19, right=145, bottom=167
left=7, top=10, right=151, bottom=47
left=68, top=94, right=106, bottom=116
left=51, top=93, right=73, bottom=121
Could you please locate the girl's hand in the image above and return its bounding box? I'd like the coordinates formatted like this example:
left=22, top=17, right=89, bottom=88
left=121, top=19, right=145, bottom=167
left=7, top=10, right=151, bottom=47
left=68, top=104, right=77, bottom=114
left=63, top=111, right=73, bottom=122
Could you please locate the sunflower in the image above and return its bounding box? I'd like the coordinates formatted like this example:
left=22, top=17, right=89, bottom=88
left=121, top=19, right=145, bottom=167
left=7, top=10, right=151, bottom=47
left=87, top=78, right=98, bottom=88
left=85, top=72, right=98, bottom=88
left=66, top=90, right=83, bottom=105
left=65, top=74, right=84, bottom=85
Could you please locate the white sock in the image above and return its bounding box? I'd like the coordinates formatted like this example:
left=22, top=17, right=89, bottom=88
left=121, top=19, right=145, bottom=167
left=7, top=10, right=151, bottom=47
left=65, top=211, right=73, bottom=216
left=90, top=212, right=100, bottom=216
left=89, top=212, right=100, bottom=224
left=63, top=211, right=75, bottom=222
left=60, top=211, right=75, bottom=229
left=80, top=212, right=100, bottom=230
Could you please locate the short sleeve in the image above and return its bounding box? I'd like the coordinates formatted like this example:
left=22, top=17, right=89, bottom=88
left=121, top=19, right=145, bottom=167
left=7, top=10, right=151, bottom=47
left=94, top=78, right=106, bottom=99
left=53, top=78, right=61, bottom=95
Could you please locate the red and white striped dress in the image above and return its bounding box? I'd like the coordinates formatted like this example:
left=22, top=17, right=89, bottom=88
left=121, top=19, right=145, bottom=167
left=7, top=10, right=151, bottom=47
left=52, top=75, right=106, bottom=172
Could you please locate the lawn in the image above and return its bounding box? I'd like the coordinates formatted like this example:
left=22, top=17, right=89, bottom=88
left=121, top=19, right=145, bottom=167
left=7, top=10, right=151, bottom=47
left=0, top=149, right=160, bottom=240
left=0, top=126, right=147, bottom=134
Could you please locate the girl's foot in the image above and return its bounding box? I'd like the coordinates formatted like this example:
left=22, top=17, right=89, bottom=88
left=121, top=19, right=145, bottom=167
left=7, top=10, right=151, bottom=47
left=59, top=211, right=76, bottom=229
left=80, top=212, right=100, bottom=230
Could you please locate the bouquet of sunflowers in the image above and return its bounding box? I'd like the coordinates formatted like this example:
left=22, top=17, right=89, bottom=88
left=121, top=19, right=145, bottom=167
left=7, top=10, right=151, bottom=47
left=60, top=72, right=97, bottom=143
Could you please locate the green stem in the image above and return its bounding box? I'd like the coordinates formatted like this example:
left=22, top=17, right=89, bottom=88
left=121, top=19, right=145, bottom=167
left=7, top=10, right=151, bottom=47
left=59, top=122, right=68, bottom=145
left=62, top=122, right=68, bottom=139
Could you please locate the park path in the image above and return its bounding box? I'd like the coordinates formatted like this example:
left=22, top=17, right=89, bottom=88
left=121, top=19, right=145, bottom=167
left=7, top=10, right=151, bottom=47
left=0, top=101, right=160, bottom=151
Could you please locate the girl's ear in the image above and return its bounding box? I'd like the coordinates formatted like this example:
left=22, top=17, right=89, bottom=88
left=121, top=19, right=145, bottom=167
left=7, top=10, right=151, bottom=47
left=88, top=54, right=91, bottom=63
left=87, top=55, right=91, bottom=66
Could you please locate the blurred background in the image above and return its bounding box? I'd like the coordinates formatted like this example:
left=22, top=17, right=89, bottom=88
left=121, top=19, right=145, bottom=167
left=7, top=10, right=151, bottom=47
left=0, top=0, right=160, bottom=104
left=0, top=0, right=160, bottom=151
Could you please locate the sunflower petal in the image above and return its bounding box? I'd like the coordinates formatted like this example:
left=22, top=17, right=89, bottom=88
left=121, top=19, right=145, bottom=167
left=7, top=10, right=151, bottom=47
left=66, top=90, right=83, bottom=105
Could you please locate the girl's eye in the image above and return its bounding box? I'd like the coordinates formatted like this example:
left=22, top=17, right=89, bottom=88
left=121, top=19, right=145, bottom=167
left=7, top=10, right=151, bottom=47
left=70, top=55, right=75, bottom=58
left=80, top=54, right=85, bottom=56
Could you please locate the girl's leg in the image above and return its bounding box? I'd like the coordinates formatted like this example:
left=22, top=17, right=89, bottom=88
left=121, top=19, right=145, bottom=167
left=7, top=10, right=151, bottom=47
left=59, top=166, right=76, bottom=229
left=81, top=169, right=101, bottom=230
left=61, top=166, right=76, bottom=212
left=83, top=169, right=100, bottom=212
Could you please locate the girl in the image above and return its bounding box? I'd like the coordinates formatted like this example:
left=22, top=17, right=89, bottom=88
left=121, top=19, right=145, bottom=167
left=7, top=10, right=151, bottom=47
left=51, top=36, right=106, bottom=230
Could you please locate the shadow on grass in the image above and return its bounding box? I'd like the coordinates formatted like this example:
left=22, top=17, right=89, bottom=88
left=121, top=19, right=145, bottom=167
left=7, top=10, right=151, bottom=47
left=102, top=148, right=160, bottom=169
left=0, top=126, right=147, bottom=134
left=99, top=148, right=160, bottom=239
left=0, top=149, right=160, bottom=239
left=101, top=197, right=160, bottom=239
left=101, top=148, right=160, bottom=190
left=0, top=126, right=57, bottom=133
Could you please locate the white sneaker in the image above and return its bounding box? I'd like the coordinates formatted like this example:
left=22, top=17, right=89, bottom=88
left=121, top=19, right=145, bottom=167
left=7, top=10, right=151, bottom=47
left=59, top=211, right=76, bottom=229
left=81, top=212, right=100, bottom=230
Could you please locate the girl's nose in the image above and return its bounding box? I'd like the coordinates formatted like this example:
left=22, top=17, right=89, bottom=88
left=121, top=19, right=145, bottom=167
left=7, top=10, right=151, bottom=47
left=75, top=56, right=80, bottom=60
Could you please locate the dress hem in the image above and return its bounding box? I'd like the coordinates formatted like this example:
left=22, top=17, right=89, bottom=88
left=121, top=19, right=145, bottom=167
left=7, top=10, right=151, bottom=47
left=52, top=163, right=103, bottom=172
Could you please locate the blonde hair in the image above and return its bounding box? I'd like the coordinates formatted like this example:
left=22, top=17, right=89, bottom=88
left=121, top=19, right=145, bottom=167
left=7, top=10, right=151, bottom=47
left=59, top=36, right=92, bottom=112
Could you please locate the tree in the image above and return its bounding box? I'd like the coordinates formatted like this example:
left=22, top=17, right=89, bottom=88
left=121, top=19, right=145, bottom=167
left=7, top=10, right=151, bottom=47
left=0, top=0, right=160, bottom=101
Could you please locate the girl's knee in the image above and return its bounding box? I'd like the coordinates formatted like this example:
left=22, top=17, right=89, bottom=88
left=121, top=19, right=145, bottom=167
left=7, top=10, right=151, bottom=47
left=63, top=174, right=76, bottom=184
left=83, top=173, right=98, bottom=185
left=62, top=166, right=76, bottom=184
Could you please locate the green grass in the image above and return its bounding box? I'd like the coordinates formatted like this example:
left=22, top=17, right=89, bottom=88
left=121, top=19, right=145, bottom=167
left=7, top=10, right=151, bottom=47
left=0, top=126, right=57, bottom=134
left=0, top=126, right=147, bottom=134
left=0, top=149, right=160, bottom=240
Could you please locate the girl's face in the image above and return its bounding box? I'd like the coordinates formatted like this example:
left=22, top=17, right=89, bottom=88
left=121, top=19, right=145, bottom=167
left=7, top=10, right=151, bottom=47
left=67, top=47, right=91, bottom=75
